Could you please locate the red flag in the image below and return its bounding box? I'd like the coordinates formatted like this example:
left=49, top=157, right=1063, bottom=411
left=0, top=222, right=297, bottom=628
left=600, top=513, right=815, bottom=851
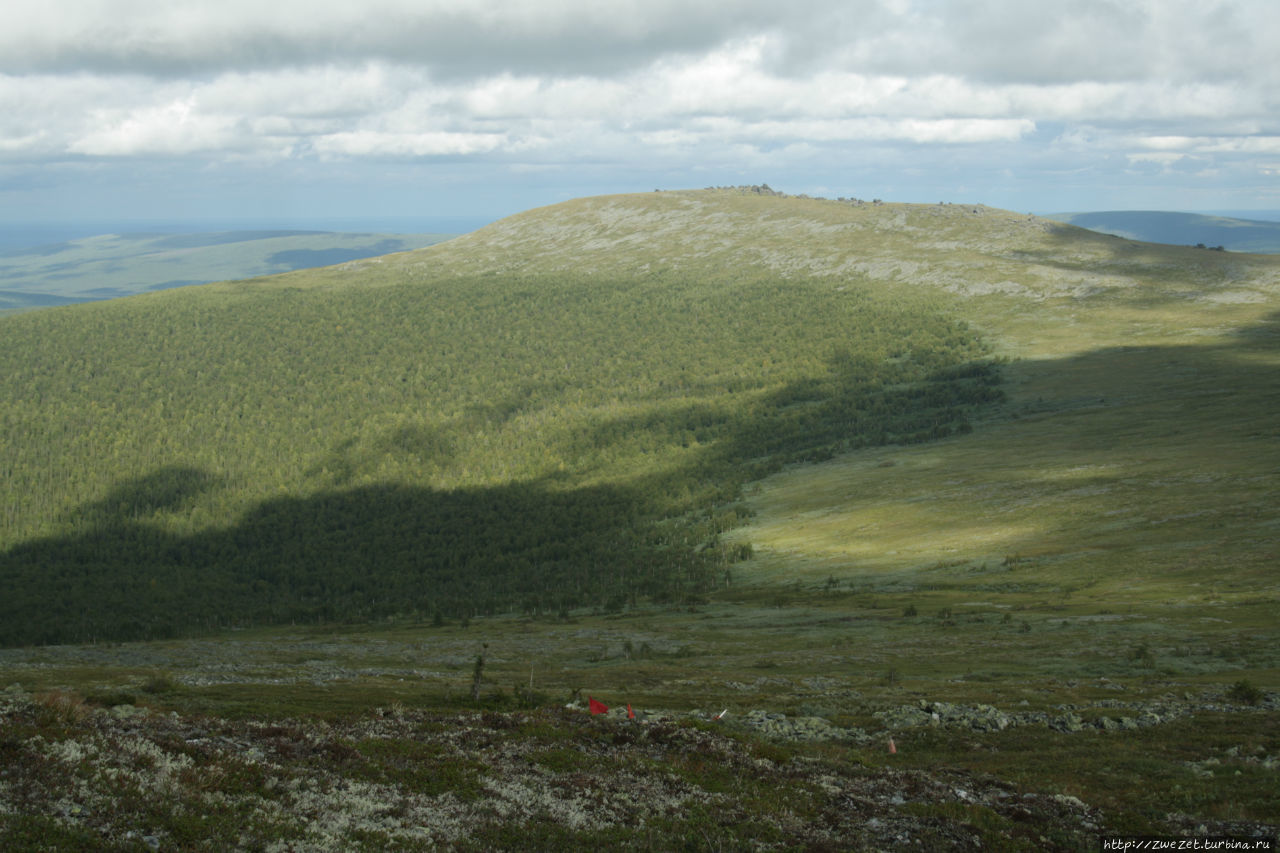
left=588, top=696, right=609, bottom=715
left=627, top=704, right=635, bottom=720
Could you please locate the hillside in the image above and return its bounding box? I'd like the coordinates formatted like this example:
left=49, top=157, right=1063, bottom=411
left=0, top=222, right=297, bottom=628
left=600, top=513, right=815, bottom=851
left=1, top=190, right=1011, bottom=645
left=2, top=188, right=1279, bottom=846
left=4, top=189, right=1280, bottom=647
left=1047, top=210, right=1280, bottom=253
left=0, top=230, right=455, bottom=310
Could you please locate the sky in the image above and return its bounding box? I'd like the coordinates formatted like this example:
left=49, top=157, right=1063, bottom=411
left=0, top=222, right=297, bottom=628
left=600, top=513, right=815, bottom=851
left=2, top=0, right=1278, bottom=234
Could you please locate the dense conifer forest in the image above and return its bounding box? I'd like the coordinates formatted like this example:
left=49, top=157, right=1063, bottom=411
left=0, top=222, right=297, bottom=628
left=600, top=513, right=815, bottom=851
left=1, top=244, right=1002, bottom=645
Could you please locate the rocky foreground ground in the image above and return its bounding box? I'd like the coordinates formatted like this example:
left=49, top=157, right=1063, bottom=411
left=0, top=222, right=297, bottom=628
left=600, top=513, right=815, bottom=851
left=2, top=685, right=1277, bottom=851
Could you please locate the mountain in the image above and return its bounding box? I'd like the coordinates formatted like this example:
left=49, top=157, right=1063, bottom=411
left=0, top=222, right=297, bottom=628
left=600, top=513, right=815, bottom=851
left=2, top=188, right=1278, bottom=650
left=0, top=230, right=456, bottom=311
left=4, top=187, right=1278, bottom=847
left=1046, top=210, right=1280, bottom=253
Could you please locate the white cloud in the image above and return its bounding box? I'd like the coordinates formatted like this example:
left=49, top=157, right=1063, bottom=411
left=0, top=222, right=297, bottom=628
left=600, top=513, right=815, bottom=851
left=1135, top=136, right=1200, bottom=152
left=313, top=130, right=507, bottom=158
left=1126, top=152, right=1186, bottom=166
left=1, top=0, right=1277, bottom=216
left=68, top=98, right=243, bottom=156
left=0, top=132, right=48, bottom=153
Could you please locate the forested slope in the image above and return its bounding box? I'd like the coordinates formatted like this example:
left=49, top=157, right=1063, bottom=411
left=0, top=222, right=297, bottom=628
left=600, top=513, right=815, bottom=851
left=0, top=194, right=1006, bottom=644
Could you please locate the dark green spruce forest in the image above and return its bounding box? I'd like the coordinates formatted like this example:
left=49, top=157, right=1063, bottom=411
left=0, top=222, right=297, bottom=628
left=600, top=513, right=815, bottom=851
left=1, top=264, right=1001, bottom=645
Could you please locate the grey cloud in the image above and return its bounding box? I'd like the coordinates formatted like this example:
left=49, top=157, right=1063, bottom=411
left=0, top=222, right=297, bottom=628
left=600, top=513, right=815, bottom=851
left=8, top=0, right=1273, bottom=89
left=2, top=0, right=825, bottom=79
left=773, top=0, right=1278, bottom=87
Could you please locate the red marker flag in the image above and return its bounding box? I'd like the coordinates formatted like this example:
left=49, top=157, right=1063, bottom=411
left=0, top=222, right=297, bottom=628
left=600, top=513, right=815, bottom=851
left=627, top=704, right=635, bottom=720
left=588, top=696, right=609, bottom=715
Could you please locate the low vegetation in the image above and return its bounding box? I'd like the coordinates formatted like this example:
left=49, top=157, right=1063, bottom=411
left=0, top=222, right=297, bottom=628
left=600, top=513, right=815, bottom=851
left=0, top=685, right=1119, bottom=851
left=1, top=616, right=1275, bottom=849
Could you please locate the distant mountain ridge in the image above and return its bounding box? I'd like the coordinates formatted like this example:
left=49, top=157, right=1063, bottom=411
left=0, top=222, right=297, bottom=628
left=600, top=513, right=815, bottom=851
left=0, top=229, right=456, bottom=311
left=1046, top=210, right=1280, bottom=253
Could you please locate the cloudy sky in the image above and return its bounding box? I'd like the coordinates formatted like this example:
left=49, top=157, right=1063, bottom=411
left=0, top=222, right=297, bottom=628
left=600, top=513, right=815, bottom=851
left=2, top=0, right=1278, bottom=232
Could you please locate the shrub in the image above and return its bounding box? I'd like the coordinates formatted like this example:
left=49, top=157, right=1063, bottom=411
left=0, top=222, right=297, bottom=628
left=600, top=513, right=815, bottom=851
left=86, top=690, right=138, bottom=707
left=141, top=673, right=179, bottom=694
left=1226, top=679, right=1264, bottom=706
left=1130, top=643, right=1156, bottom=669
left=33, top=690, right=90, bottom=725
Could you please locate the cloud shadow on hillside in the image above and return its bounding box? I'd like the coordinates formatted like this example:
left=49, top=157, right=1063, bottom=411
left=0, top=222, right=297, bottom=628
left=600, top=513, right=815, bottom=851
left=70, top=466, right=222, bottom=527
left=17, top=306, right=1273, bottom=648
left=0, top=344, right=1008, bottom=647
left=1012, top=224, right=1280, bottom=307
left=1, top=474, right=695, bottom=646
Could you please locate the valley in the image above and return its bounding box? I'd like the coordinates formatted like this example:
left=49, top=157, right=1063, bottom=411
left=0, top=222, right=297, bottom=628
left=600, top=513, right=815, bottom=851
left=0, top=230, right=456, bottom=311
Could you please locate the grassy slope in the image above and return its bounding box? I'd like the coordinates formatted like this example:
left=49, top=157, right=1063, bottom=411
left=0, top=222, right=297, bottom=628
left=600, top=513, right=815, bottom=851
left=722, top=197, right=1280, bottom=683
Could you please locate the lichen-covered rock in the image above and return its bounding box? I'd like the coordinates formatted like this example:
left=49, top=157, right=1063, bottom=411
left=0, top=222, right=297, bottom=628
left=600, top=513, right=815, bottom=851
left=867, top=696, right=1216, bottom=735
left=740, top=709, right=864, bottom=742
left=1050, top=712, right=1086, bottom=733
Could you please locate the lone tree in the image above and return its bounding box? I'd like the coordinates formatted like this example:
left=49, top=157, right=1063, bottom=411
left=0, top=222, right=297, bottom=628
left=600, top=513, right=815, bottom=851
left=471, top=643, right=488, bottom=702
